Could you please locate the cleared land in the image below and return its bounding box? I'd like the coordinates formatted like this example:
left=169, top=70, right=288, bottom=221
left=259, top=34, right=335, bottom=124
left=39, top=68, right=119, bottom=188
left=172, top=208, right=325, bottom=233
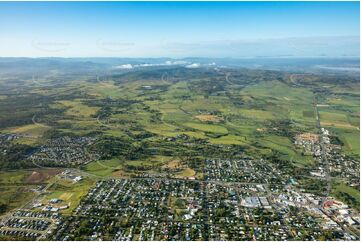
left=0, top=65, right=359, bottom=217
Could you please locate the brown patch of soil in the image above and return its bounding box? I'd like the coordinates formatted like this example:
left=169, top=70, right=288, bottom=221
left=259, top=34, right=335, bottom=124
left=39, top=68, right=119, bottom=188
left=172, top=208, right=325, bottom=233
left=295, top=133, right=319, bottom=142
left=162, top=159, right=182, bottom=169
left=195, top=115, right=223, bottom=122
left=25, top=169, right=62, bottom=183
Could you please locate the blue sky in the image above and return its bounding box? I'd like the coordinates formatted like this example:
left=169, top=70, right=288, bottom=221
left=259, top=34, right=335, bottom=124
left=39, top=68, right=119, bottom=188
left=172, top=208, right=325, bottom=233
left=0, top=1, right=359, bottom=57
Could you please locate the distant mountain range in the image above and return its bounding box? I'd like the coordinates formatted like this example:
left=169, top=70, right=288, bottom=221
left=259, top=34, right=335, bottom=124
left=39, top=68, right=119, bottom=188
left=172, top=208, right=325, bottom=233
left=0, top=57, right=359, bottom=77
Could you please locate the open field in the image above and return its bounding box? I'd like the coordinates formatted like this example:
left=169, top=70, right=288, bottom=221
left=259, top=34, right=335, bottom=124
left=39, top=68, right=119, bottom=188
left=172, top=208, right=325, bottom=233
left=1, top=68, right=358, bottom=163
left=6, top=124, right=50, bottom=138
left=0, top=186, right=36, bottom=215
left=195, top=114, right=223, bottom=122
left=328, top=127, right=360, bottom=156
left=175, top=167, right=196, bottom=178
left=0, top=64, right=359, bottom=218
left=183, top=122, right=228, bottom=134
left=41, top=178, right=96, bottom=214
left=332, top=180, right=360, bottom=210
left=0, top=171, right=31, bottom=183
left=0, top=169, right=60, bottom=215
left=84, top=160, right=119, bottom=177
left=319, top=110, right=358, bottom=130
left=56, top=100, right=100, bottom=118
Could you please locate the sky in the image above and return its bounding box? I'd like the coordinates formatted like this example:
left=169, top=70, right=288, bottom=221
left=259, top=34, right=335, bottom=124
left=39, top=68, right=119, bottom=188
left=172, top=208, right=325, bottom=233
left=0, top=1, right=359, bottom=58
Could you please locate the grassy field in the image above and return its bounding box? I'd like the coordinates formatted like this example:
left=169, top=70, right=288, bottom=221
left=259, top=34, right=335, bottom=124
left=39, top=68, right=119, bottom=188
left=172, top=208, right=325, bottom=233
left=0, top=170, right=55, bottom=215
left=86, top=81, right=126, bottom=99
left=83, top=156, right=172, bottom=177
left=42, top=178, right=96, bottom=214
left=124, top=155, right=172, bottom=168
left=80, top=77, right=358, bottom=163
left=319, top=110, right=357, bottom=129
left=332, top=180, right=360, bottom=210
left=183, top=122, right=228, bottom=134
left=5, top=124, right=50, bottom=139
left=175, top=167, right=196, bottom=178
left=0, top=66, right=359, bottom=216
left=317, top=97, right=359, bottom=156
left=0, top=170, right=31, bottom=183
left=209, top=135, right=247, bottom=145
left=84, top=162, right=113, bottom=177
left=0, top=186, right=36, bottom=214
left=328, top=127, right=360, bottom=156
left=3, top=72, right=356, bottom=168
left=56, top=100, right=100, bottom=118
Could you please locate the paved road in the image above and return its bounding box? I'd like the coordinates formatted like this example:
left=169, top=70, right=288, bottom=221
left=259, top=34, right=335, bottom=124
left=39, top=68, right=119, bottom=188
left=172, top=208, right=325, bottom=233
left=314, top=96, right=332, bottom=203
left=312, top=96, right=358, bottom=238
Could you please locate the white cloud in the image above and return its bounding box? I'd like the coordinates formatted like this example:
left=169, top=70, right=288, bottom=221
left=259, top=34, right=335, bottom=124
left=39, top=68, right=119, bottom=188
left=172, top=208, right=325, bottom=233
left=116, top=64, right=133, bottom=69
left=186, top=63, right=201, bottom=68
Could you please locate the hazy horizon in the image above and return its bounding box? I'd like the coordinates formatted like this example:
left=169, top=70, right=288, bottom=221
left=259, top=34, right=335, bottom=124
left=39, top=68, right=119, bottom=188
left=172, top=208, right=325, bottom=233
left=0, top=1, right=359, bottom=58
